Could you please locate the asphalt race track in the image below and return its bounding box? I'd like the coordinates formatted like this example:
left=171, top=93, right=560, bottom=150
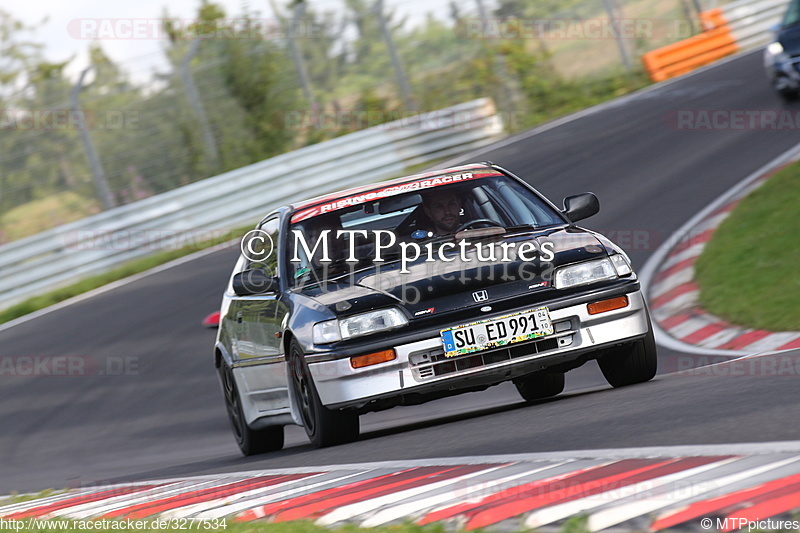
left=2, top=50, right=799, bottom=495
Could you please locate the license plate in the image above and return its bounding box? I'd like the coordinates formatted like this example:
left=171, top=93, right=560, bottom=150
left=440, top=307, right=553, bottom=358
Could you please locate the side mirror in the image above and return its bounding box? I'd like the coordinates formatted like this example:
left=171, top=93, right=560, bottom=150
left=232, top=269, right=278, bottom=296
left=563, top=193, right=600, bottom=223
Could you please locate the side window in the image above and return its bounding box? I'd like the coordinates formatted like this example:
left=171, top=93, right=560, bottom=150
left=498, top=179, right=563, bottom=228
left=247, top=216, right=280, bottom=279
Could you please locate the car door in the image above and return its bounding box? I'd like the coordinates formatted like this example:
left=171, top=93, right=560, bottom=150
left=235, top=215, right=291, bottom=415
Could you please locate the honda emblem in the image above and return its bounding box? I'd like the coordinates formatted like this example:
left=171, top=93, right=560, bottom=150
left=472, top=290, right=488, bottom=302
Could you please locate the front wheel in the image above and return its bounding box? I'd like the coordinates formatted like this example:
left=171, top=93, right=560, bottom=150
left=219, top=363, right=284, bottom=456
left=597, top=326, right=657, bottom=388
left=779, top=88, right=799, bottom=102
left=773, top=76, right=799, bottom=102
left=513, top=371, right=565, bottom=401
left=289, top=340, right=359, bottom=447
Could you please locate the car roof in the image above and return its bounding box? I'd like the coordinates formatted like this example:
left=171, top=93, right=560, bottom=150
left=290, top=163, right=504, bottom=223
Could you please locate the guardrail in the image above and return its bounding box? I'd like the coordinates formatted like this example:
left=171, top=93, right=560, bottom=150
left=724, top=0, right=789, bottom=49
left=642, top=0, right=789, bottom=82
left=0, top=98, right=503, bottom=310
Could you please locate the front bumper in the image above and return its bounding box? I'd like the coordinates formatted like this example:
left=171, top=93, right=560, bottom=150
left=765, top=53, right=800, bottom=92
left=309, top=288, right=650, bottom=409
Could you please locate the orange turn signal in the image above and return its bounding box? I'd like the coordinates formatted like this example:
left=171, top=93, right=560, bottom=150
left=350, top=349, right=396, bottom=369
left=587, top=296, right=629, bottom=315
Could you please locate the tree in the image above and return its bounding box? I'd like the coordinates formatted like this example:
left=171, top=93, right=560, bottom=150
left=0, top=11, right=87, bottom=214
left=293, top=3, right=348, bottom=101
left=0, top=8, right=45, bottom=97
left=159, top=1, right=301, bottom=175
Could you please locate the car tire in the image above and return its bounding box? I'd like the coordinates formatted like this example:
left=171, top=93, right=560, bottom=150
left=289, top=339, right=359, bottom=447
left=779, top=88, right=799, bottom=102
left=773, top=76, right=799, bottom=102
left=219, top=363, right=284, bottom=456
left=513, top=371, right=565, bottom=401
left=597, top=326, right=657, bottom=388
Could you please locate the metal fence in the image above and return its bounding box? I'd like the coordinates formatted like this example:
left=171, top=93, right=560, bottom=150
left=723, top=0, right=789, bottom=48
left=0, top=98, right=502, bottom=309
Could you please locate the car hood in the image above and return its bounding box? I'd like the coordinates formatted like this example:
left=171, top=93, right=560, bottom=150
left=779, top=25, right=800, bottom=57
left=295, top=227, right=612, bottom=319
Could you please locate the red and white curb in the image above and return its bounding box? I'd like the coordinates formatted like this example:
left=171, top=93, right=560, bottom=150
left=641, top=143, right=800, bottom=356
left=3, top=445, right=800, bottom=531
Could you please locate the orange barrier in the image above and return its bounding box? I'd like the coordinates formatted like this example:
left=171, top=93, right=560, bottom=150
left=700, top=7, right=728, bottom=30
left=642, top=9, right=739, bottom=82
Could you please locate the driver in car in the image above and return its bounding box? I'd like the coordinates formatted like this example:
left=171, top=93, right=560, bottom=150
left=422, top=189, right=464, bottom=236
left=293, top=214, right=348, bottom=280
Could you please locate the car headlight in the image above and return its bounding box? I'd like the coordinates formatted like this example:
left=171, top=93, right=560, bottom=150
left=340, top=308, right=408, bottom=339
left=312, top=320, right=341, bottom=344
left=554, top=258, right=617, bottom=289
left=767, top=41, right=784, bottom=56
left=609, top=253, right=633, bottom=276
left=312, top=308, right=408, bottom=343
left=765, top=42, right=791, bottom=65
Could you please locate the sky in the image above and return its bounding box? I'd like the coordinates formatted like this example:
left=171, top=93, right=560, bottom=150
left=9, top=0, right=467, bottom=82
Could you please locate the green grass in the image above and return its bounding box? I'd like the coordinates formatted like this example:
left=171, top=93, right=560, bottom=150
left=0, top=489, right=65, bottom=507
left=0, top=192, right=100, bottom=244
left=0, top=226, right=252, bottom=326
left=694, top=162, right=800, bottom=331
left=517, top=69, right=650, bottom=132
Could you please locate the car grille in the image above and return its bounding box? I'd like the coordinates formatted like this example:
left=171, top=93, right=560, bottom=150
left=409, top=326, right=572, bottom=380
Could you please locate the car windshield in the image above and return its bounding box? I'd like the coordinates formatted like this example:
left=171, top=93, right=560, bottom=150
left=287, top=173, right=564, bottom=286
left=784, top=0, right=800, bottom=27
